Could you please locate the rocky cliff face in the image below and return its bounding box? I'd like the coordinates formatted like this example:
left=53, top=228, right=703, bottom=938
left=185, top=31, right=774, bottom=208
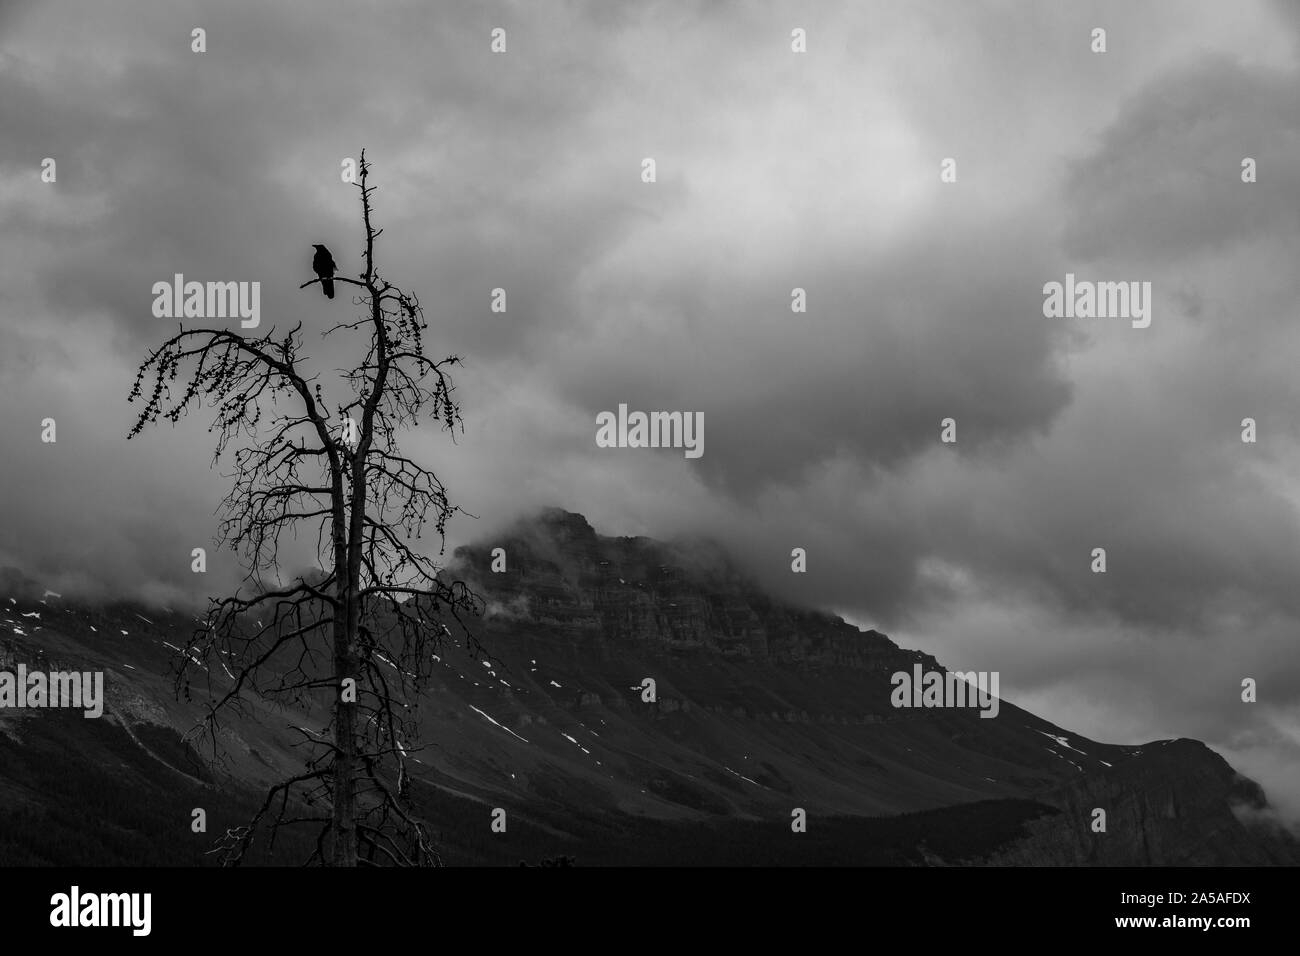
left=450, top=507, right=907, bottom=673
left=988, top=738, right=1300, bottom=865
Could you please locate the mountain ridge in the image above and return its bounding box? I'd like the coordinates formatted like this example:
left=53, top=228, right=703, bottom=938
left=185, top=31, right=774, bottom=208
left=0, top=507, right=1295, bottom=865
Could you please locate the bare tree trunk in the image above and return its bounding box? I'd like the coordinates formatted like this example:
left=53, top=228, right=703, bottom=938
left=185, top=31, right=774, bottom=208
left=328, top=165, right=383, bottom=867
left=330, top=613, right=356, bottom=868
left=331, top=614, right=359, bottom=864
left=331, top=522, right=359, bottom=865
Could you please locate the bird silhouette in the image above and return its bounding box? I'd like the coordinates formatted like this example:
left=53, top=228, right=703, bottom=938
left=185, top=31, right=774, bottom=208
left=311, top=244, right=337, bottom=299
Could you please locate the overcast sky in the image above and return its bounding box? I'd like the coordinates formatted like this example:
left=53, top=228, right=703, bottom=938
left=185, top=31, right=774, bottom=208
left=2, top=0, right=1299, bottom=820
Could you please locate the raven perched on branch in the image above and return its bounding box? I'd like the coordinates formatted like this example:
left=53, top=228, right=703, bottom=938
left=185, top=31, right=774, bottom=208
left=311, top=244, right=336, bottom=299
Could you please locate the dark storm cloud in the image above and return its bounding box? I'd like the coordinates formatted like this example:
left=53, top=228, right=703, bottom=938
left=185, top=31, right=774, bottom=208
left=555, top=222, right=1074, bottom=495
left=1063, top=57, right=1300, bottom=263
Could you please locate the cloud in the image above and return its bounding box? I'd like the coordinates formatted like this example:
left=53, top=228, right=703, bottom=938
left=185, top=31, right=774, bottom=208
left=2, top=0, right=1300, bottom=812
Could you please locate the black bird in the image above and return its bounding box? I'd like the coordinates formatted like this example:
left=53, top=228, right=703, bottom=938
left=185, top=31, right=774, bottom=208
left=311, top=244, right=337, bottom=299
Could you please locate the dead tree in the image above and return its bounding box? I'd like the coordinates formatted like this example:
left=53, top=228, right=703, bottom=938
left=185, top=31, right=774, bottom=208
left=128, top=151, right=485, bottom=866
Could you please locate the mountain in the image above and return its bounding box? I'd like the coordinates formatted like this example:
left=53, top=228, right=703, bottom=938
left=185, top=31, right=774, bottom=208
left=1, top=508, right=1295, bottom=865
